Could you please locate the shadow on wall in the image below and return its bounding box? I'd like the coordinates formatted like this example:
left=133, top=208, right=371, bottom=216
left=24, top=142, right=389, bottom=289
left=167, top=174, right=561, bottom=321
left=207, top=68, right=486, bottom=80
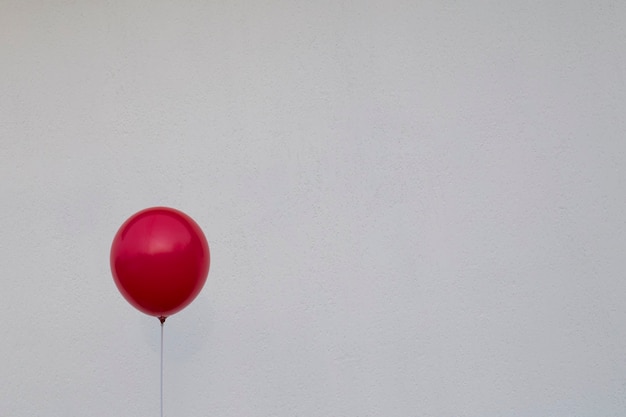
left=140, top=293, right=213, bottom=363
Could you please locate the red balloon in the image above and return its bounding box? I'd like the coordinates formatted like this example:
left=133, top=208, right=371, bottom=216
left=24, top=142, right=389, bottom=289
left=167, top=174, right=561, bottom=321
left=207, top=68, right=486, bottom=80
left=110, top=207, right=210, bottom=320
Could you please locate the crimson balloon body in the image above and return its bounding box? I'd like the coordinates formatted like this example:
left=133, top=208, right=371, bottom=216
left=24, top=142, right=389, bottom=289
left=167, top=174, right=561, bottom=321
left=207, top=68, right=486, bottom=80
left=110, top=207, right=210, bottom=319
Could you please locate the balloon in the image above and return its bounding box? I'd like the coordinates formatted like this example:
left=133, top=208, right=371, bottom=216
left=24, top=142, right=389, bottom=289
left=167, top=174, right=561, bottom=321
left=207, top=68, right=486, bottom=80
left=110, top=207, right=210, bottom=321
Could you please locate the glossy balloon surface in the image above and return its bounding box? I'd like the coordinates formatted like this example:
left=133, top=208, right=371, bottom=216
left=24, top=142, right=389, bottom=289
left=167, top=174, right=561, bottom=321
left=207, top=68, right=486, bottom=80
left=110, top=207, right=210, bottom=319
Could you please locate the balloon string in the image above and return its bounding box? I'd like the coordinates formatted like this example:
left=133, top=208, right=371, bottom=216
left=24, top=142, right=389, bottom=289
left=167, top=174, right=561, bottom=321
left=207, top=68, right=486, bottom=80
left=160, top=319, right=164, bottom=417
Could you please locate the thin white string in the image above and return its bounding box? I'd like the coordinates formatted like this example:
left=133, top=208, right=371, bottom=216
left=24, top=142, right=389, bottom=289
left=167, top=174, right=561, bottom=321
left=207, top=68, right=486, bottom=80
left=160, top=320, right=164, bottom=417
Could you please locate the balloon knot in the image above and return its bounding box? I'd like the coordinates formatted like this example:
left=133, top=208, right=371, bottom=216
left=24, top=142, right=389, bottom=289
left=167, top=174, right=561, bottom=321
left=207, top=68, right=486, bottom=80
left=158, top=316, right=167, bottom=324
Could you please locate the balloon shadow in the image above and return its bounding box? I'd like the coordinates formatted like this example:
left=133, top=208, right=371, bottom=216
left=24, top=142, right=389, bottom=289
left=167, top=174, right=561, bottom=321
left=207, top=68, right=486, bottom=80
left=140, top=292, right=213, bottom=364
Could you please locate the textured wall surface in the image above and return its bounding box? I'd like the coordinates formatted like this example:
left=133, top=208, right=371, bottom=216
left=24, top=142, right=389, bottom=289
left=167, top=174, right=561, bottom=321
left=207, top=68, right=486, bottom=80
left=2, top=1, right=626, bottom=416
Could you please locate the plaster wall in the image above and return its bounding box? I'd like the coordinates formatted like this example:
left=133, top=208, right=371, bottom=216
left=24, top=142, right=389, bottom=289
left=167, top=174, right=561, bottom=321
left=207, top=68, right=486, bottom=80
left=2, top=1, right=626, bottom=416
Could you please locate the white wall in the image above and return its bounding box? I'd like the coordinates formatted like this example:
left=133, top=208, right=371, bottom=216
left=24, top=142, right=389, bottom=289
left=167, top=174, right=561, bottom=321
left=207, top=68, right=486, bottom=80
left=2, top=1, right=626, bottom=416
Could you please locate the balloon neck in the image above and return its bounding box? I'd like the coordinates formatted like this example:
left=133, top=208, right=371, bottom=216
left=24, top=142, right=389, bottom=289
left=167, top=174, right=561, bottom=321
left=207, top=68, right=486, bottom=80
left=158, top=316, right=167, bottom=324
